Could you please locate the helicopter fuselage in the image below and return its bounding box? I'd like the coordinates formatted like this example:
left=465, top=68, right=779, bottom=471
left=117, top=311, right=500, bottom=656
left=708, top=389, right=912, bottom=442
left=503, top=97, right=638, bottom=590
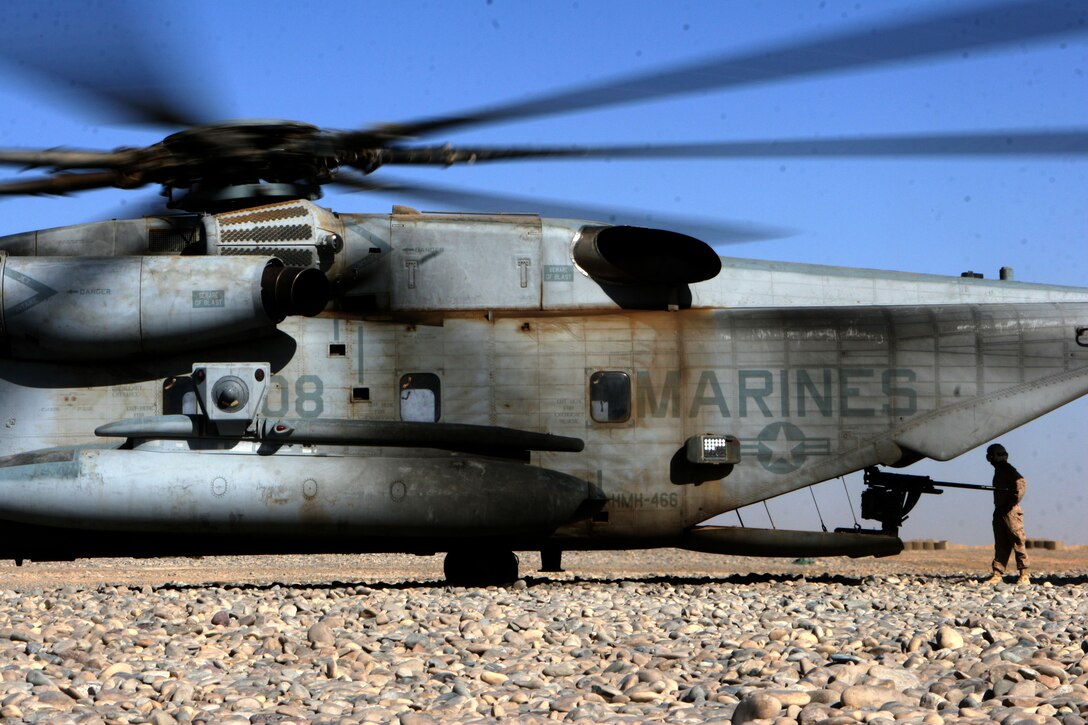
left=1, top=201, right=1086, bottom=569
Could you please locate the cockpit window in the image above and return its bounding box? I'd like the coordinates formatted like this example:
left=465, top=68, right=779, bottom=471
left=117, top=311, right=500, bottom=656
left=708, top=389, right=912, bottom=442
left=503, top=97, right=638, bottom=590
left=590, top=371, right=631, bottom=423
left=400, top=372, right=441, bottom=422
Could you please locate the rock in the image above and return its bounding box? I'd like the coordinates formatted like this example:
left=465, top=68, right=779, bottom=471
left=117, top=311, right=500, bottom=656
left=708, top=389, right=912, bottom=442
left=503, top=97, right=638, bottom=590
left=732, top=692, right=783, bottom=723
left=627, top=687, right=664, bottom=702
left=543, top=662, right=578, bottom=677
left=398, top=713, right=437, bottom=725
left=169, top=682, right=196, bottom=703
left=809, top=688, right=841, bottom=705
left=681, top=685, right=708, bottom=703
left=841, top=685, right=908, bottom=709
left=869, top=664, right=922, bottom=690
left=147, top=710, right=178, bottom=725
left=25, top=669, right=53, bottom=687
left=307, top=621, right=335, bottom=646
left=936, top=625, right=964, bottom=650
left=98, top=662, right=135, bottom=680
left=766, top=688, right=812, bottom=707
left=480, top=670, right=508, bottom=686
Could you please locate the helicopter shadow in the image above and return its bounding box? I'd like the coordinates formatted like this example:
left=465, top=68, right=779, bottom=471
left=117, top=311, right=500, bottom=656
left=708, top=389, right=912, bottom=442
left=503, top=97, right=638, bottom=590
left=131, top=571, right=857, bottom=593
left=52, top=571, right=1088, bottom=594
left=134, top=578, right=452, bottom=594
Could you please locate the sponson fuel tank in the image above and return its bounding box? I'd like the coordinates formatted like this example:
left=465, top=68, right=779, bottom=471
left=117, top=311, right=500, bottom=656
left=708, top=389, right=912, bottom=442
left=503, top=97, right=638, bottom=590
left=0, top=255, right=328, bottom=360
left=0, top=444, right=595, bottom=539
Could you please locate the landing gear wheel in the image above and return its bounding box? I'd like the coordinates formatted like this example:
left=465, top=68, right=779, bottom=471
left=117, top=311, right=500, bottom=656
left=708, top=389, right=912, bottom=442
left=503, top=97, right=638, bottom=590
left=443, top=549, right=519, bottom=586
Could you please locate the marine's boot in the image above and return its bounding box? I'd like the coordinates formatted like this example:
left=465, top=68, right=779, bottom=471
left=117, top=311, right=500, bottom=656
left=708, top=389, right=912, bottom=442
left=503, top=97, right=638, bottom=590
left=984, top=573, right=1002, bottom=585
left=1016, top=571, right=1030, bottom=585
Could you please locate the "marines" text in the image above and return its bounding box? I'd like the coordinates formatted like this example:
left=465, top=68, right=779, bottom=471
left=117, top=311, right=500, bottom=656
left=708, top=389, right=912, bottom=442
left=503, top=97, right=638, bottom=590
left=637, top=368, right=917, bottom=419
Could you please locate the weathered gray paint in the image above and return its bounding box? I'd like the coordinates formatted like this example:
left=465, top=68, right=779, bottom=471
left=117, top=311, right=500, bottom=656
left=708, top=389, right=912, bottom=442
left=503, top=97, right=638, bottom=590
left=3, top=301, right=1083, bottom=546
left=389, top=213, right=543, bottom=311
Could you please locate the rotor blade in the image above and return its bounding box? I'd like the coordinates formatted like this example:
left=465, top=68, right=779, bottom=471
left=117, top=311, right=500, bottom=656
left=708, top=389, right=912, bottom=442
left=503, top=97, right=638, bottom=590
left=95, top=193, right=180, bottom=221
left=0, top=4, right=220, bottom=127
left=365, top=1, right=1088, bottom=140
left=372, top=129, right=1088, bottom=167
left=0, top=148, right=134, bottom=170
left=332, top=172, right=790, bottom=245
left=588, top=130, right=1088, bottom=158
left=0, top=171, right=126, bottom=196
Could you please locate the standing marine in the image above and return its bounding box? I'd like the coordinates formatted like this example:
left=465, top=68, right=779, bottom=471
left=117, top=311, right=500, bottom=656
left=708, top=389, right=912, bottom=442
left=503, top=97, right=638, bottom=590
left=984, top=443, right=1030, bottom=585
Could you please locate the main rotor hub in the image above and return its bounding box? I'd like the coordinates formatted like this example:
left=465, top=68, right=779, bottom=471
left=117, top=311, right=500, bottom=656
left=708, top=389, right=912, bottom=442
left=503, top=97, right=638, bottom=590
left=162, top=119, right=323, bottom=153
left=156, top=120, right=345, bottom=211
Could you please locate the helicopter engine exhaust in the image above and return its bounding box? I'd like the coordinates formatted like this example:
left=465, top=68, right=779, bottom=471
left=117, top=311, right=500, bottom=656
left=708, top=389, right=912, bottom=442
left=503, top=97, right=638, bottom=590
left=572, top=225, right=722, bottom=286
left=260, top=261, right=330, bottom=321
left=0, top=255, right=329, bottom=361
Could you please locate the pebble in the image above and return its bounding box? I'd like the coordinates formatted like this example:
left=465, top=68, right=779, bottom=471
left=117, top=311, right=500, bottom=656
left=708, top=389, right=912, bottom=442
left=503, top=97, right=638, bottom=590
left=0, top=560, right=1086, bottom=724
left=936, top=624, right=965, bottom=650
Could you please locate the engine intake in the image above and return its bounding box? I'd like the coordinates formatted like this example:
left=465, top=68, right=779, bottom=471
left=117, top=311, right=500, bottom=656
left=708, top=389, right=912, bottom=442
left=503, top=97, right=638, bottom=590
left=572, top=225, right=721, bottom=286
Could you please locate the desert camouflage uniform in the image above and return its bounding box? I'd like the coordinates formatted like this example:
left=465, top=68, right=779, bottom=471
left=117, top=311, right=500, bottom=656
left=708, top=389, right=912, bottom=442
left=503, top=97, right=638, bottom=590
left=991, top=461, right=1028, bottom=576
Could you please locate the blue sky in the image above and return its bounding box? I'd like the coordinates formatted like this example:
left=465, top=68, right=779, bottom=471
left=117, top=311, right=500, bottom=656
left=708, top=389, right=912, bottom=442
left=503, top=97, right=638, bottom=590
left=0, top=1, right=1085, bottom=544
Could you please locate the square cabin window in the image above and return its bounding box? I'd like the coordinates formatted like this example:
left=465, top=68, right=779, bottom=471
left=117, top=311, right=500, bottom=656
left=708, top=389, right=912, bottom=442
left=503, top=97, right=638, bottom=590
left=590, top=371, right=631, bottom=423
left=400, top=372, right=441, bottom=422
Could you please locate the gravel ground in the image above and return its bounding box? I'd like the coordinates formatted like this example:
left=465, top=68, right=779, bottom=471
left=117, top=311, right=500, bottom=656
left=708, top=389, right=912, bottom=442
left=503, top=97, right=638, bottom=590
left=0, top=546, right=1085, bottom=724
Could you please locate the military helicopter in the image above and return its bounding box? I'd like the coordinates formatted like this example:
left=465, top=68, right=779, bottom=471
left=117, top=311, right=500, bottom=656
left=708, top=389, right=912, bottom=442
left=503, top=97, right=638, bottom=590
left=0, top=2, right=1086, bottom=584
